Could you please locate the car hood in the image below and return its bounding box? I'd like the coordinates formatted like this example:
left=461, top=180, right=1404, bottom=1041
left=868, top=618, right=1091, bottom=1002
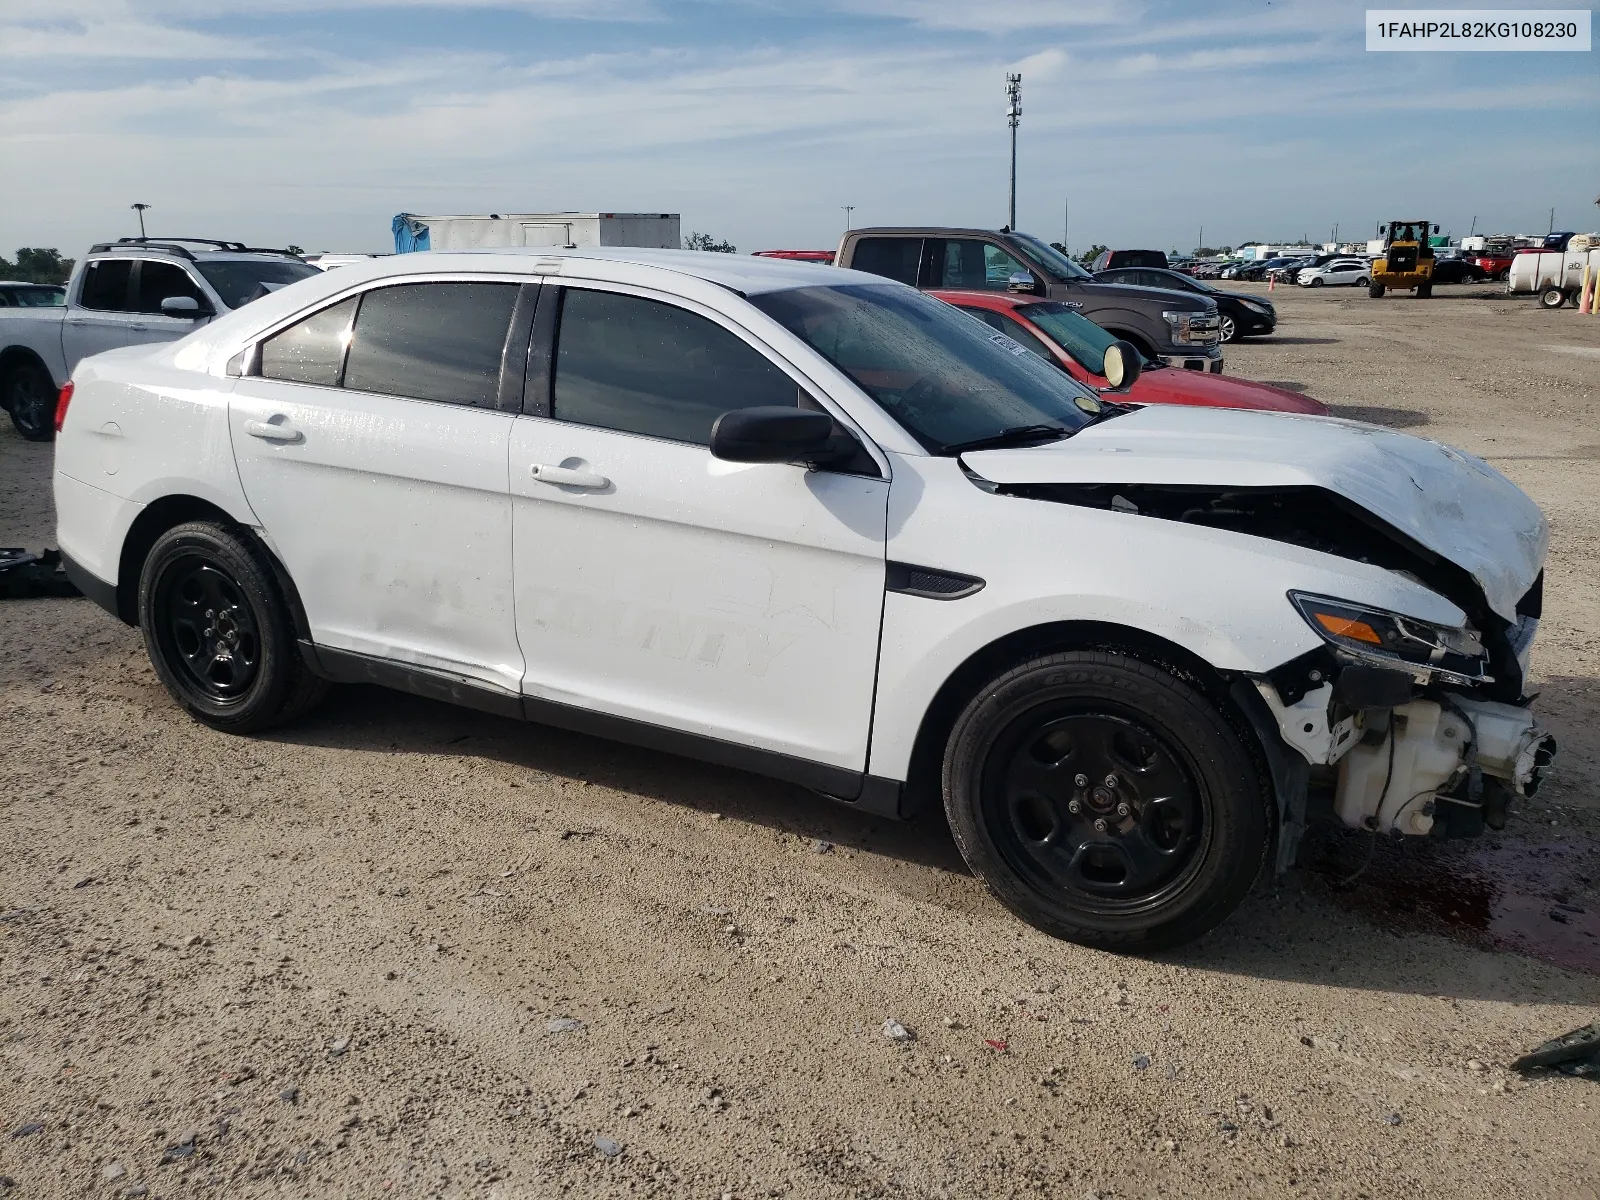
left=960, top=404, right=1546, bottom=622
left=1064, top=281, right=1214, bottom=311
left=1128, top=368, right=1325, bottom=415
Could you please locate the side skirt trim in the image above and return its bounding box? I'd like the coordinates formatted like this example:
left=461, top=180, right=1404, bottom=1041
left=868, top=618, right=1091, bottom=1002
left=59, top=550, right=120, bottom=619
left=303, top=642, right=907, bottom=819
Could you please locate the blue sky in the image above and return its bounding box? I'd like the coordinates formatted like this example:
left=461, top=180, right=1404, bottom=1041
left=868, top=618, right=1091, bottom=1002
left=2, top=0, right=1595, bottom=256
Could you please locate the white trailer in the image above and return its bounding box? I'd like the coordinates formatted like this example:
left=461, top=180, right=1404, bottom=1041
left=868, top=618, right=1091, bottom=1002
left=395, top=212, right=680, bottom=252
left=1507, top=241, right=1600, bottom=308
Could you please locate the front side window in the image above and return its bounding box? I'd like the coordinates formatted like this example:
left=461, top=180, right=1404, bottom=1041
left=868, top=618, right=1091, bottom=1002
left=930, top=240, right=1030, bottom=291
left=343, top=282, right=519, bottom=408
left=136, top=261, right=205, bottom=314
left=259, top=297, right=357, bottom=386
left=751, top=283, right=1098, bottom=453
left=552, top=288, right=802, bottom=445
left=78, top=260, right=135, bottom=312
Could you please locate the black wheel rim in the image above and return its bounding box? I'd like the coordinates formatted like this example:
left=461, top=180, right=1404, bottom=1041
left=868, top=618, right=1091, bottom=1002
left=981, top=708, right=1208, bottom=915
left=10, top=371, right=52, bottom=437
left=153, top=555, right=262, bottom=700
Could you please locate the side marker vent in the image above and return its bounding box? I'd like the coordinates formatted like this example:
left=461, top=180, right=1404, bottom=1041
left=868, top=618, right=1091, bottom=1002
left=886, top=561, right=985, bottom=601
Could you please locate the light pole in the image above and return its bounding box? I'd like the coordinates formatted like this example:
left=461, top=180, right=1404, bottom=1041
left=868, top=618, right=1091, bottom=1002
left=132, top=202, right=151, bottom=238
left=1006, top=73, right=1021, bottom=230
left=842, top=205, right=855, bottom=231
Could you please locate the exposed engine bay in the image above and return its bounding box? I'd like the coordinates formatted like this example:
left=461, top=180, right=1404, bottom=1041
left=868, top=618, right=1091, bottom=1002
left=995, top=480, right=1557, bottom=848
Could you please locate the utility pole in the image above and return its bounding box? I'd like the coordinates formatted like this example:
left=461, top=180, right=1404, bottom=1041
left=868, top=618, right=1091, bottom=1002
left=1469, top=214, right=1477, bottom=236
left=1548, top=207, right=1555, bottom=234
left=842, top=205, right=855, bottom=231
left=1005, top=73, right=1022, bottom=230
left=132, top=202, right=150, bottom=238
left=1199, top=225, right=1204, bottom=253
left=1063, top=197, right=1069, bottom=254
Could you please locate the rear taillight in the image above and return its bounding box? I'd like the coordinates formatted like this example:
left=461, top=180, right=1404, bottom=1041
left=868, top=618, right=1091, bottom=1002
left=55, top=380, right=74, bottom=432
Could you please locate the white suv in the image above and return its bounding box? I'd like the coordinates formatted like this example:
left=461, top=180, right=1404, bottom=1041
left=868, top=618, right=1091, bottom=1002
left=53, top=249, right=1555, bottom=949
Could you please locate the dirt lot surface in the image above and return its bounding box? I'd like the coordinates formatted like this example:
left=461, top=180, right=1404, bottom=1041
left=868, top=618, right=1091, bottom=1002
left=3, top=281, right=1599, bottom=1199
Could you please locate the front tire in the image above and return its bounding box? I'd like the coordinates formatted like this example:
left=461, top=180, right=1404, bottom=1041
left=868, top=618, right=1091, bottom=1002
left=1308, top=277, right=1323, bottom=288
left=1355, top=277, right=1369, bottom=288
left=138, top=521, right=327, bottom=733
left=1368, top=283, right=1385, bottom=298
left=941, top=651, right=1270, bottom=950
left=5, top=360, right=57, bottom=442
left=1539, top=286, right=1568, bottom=309
left=1219, top=314, right=1238, bottom=343
left=1416, top=283, right=1433, bottom=298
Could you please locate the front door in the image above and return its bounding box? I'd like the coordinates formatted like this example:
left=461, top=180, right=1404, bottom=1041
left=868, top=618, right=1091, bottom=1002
left=510, top=283, right=889, bottom=773
left=230, top=279, right=529, bottom=695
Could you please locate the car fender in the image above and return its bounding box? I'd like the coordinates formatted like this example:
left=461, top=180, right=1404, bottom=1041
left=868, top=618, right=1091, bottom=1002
left=867, top=453, right=1463, bottom=781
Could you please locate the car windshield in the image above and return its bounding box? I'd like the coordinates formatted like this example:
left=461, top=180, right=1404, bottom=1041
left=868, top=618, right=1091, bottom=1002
left=749, top=283, right=1099, bottom=454
left=1018, top=302, right=1153, bottom=376
left=196, top=258, right=320, bottom=309
left=1010, top=233, right=1094, bottom=281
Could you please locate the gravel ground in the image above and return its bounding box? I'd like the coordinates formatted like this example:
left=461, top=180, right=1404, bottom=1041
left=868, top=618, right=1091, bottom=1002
left=2, top=280, right=1598, bottom=1199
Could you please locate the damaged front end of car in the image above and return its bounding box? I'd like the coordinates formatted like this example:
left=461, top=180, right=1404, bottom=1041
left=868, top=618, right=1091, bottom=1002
left=997, top=478, right=1556, bottom=859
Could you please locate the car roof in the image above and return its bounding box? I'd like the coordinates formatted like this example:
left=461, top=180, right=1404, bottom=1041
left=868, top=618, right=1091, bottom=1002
left=926, top=289, right=1039, bottom=311
left=310, top=246, right=875, bottom=296
left=0, top=280, right=62, bottom=287
left=849, top=226, right=1012, bottom=239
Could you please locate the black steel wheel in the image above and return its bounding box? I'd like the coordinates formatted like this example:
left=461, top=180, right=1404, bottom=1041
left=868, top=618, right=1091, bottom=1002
left=139, top=521, right=327, bottom=733
left=153, top=558, right=263, bottom=700
left=6, top=360, right=57, bottom=442
left=943, top=651, right=1269, bottom=949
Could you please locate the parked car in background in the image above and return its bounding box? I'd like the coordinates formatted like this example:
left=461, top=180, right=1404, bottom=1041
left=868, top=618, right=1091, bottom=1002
left=1268, top=255, right=1336, bottom=285
left=0, top=237, right=319, bottom=440
left=930, top=289, right=1319, bottom=412
left=54, top=246, right=1554, bottom=950
left=1093, top=266, right=1276, bottom=343
left=836, top=227, right=1223, bottom=370
left=1089, top=248, right=1170, bottom=272
left=1297, top=258, right=1371, bottom=288
left=0, top=282, right=67, bottom=308
left=751, top=250, right=837, bottom=264
left=304, top=253, right=385, bottom=270
left=1226, top=258, right=1287, bottom=282
left=1429, top=258, right=1488, bottom=285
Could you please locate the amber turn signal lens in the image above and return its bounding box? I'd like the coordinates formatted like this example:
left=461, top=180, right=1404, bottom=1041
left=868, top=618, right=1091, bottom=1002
left=1313, top=612, right=1383, bottom=644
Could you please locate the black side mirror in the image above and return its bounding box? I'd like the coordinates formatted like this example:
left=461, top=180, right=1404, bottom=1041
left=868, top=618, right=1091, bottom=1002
left=710, top=407, right=841, bottom=465
left=160, top=295, right=211, bottom=319
left=1101, top=340, right=1142, bottom=391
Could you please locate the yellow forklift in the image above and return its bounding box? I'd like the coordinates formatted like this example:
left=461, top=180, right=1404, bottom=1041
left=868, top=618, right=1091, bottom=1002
left=1369, top=220, right=1440, bottom=298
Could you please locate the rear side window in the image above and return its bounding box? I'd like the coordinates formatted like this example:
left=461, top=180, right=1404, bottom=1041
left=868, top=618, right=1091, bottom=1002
left=343, top=283, right=519, bottom=408
left=849, top=238, right=923, bottom=286
left=259, top=297, right=357, bottom=386
left=78, top=260, right=134, bottom=312
left=552, top=288, right=801, bottom=445
left=136, top=261, right=205, bottom=314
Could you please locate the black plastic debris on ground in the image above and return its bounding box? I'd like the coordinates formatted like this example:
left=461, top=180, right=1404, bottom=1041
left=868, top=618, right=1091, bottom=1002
left=1513, top=1024, right=1600, bottom=1079
left=0, top=548, right=81, bottom=600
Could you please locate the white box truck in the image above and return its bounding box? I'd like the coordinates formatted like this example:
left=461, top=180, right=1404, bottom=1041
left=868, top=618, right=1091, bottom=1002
left=392, top=212, right=680, bottom=253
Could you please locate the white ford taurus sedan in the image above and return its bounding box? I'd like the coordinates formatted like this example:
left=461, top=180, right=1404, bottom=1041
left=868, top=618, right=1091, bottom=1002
left=52, top=248, right=1555, bottom=949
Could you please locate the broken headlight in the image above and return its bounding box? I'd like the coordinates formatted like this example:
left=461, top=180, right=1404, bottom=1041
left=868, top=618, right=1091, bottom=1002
left=1289, top=592, right=1490, bottom=684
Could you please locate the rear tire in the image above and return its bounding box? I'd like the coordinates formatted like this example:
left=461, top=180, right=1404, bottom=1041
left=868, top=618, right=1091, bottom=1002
left=5, top=360, right=57, bottom=442
left=941, top=650, right=1270, bottom=950
left=1368, top=283, right=1385, bottom=298
left=1308, top=278, right=1323, bottom=288
left=138, top=521, right=327, bottom=734
left=1416, top=283, right=1433, bottom=299
left=1539, top=286, right=1569, bottom=309
left=1355, top=277, right=1369, bottom=288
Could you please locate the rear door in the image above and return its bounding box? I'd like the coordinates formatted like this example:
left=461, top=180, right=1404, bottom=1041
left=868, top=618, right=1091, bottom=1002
left=847, top=237, right=925, bottom=286
left=509, top=282, right=889, bottom=775
left=62, top=259, right=138, bottom=368
left=230, top=278, right=534, bottom=696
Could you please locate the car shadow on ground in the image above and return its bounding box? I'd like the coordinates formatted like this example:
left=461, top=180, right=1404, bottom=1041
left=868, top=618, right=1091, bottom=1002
left=1324, top=402, right=1432, bottom=428
left=271, top=684, right=1599, bottom=1005
left=274, top=682, right=973, bottom=877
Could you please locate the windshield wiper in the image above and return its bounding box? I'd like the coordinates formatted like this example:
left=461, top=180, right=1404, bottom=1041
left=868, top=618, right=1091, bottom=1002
left=940, top=424, right=1072, bottom=455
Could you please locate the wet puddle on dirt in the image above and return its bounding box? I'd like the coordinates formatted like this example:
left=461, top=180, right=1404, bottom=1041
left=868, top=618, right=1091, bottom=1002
left=1311, top=831, right=1600, bottom=973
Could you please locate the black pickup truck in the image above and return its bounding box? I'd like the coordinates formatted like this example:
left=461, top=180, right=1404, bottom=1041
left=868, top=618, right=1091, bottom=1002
left=835, top=227, right=1223, bottom=371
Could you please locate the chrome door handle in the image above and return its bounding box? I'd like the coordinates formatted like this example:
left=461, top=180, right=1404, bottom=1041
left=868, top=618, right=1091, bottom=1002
left=67, top=318, right=89, bottom=326
left=529, top=463, right=608, bottom=489
left=245, top=419, right=302, bottom=442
